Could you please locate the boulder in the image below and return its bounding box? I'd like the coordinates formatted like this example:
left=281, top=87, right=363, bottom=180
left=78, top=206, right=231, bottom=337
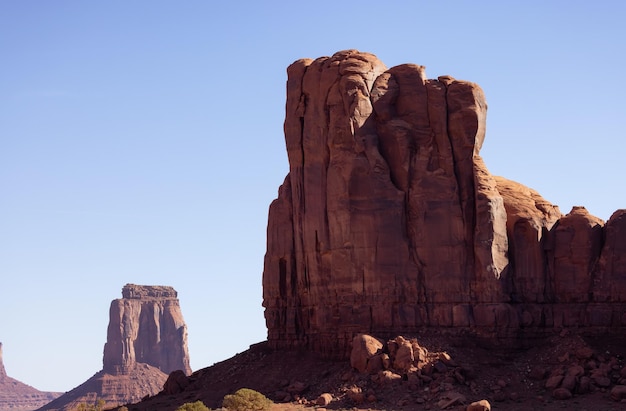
left=437, top=391, right=466, bottom=409
left=575, top=347, right=594, bottom=360
left=545, top=375, right=564, bottom=390
left=378, top=370, right=402, bottom=384
left=566, top=364, right=585, bottom=377
left=466, top=399, right=491, bottom=411
left=438, top=352, right=457, bottom=367
left=592, top=375, right=612, bottom=387
left=350, top=334, right=383, bottom=373
left=560, top=374, right=577, bottom=392
left=413, top=340, right=428, bottom=363
left=346, top=386, right=365, bottom=404
left=552, top=387, right=573, bottom=400
left=392, top=337, right=414, bottom=372
left=610, top=385, right=626, bottom=402
left=577, top=376, right=591, bottom=394
left=316, top=393, right=333, bottom=406
left=365, top=353, right=387, bottom=374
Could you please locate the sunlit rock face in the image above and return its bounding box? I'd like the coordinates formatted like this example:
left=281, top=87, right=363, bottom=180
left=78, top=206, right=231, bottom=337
left=103, top=284, right=191, bottom=375
left=262, top=50, right=626, bottom=357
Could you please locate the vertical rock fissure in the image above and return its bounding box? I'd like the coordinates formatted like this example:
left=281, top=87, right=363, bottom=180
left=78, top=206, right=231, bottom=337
left=278, top=257, right=287, bottom=298
left=542, top=224, right=555, bottom=303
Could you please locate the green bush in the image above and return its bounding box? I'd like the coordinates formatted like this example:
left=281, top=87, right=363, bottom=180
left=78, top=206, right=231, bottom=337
left=222, top=388, right=272, bottom=411
left=174, top=401, right=210, bottom=411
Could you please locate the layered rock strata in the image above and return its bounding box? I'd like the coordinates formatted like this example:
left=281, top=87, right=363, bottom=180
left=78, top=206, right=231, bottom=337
left=39, top=284, right=191, bottom=411
left=0, top=342, right=62, bottom=411
left=262, top=50, right=626, bottom=357
left=103, top=284, right=191, bottom=375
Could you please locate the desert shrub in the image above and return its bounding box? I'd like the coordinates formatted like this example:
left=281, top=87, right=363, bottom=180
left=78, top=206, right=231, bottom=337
left=74, top=399, right=106, bottom=411
left=174, top=401, right=210, bottom=411
left=222, top=388, right=272, bottom=411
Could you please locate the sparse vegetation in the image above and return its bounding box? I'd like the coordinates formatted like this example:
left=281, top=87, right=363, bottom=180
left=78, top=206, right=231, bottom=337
left=73, top=399, right=106, bottom=411
left=174, top=400, right=210, bottom=411
left=221, top=388, right=272, bottom=411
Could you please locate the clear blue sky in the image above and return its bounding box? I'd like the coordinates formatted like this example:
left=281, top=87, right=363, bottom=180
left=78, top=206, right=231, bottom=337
left=1, top=1, right=624, bottom=393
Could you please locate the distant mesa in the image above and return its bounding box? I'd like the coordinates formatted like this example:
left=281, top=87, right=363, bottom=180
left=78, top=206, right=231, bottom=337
left=262, top=49, right=626, bottom=357
left=37, top=284, right=191, bottom=411
left=103, top=284, right=190, bottom=376
left=0, top=342, right=62, bottom=411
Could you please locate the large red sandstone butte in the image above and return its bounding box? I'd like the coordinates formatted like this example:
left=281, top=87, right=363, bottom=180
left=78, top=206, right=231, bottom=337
left=38, top=284, right=191, bottom=411
left=262, top=50, right=626, bottom=357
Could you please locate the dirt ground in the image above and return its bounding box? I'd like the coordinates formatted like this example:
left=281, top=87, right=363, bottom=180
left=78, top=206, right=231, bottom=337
left=119, top=330, right=626, bottom=411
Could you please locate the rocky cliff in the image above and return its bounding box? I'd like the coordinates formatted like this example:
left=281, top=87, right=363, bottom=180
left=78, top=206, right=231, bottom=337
left=0, top=342, right=62, bottom=411
left=262, top=50, right=626, bottom=357
left=103, top=284, right=191, bottom=375
left=39, top=284, right=191, bottom=411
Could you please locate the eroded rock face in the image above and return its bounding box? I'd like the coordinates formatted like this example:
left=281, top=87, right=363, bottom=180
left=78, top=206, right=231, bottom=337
left=103, top=284, right=191, bottom=375
left=262, top=50, right=626, bottom=357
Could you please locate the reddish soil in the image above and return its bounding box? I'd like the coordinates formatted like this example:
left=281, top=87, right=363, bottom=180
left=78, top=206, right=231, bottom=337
left=116, top=331, right=626, bottom=411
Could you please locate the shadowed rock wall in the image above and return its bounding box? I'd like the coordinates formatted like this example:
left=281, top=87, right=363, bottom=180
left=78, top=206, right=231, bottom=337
left=262, top=50, right=626, bottom=357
